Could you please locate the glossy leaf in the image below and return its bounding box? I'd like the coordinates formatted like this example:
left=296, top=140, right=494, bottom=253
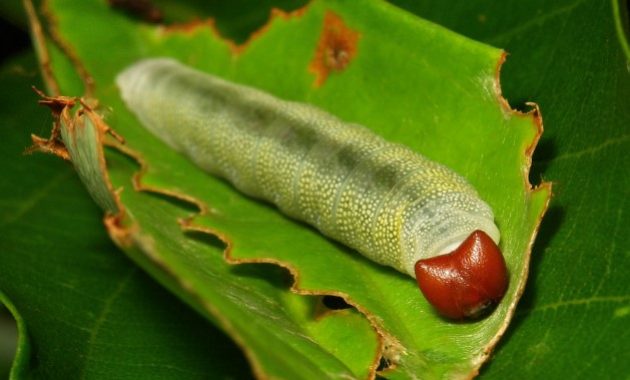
left=388, top=0, right=630, bottom=377
left=13, top=2, right=546, bottom=376
left=0, top=53, right=253, bottom=379
left=31, top=0, right=550, bottom=377
left=7, top=0, right=628, bottom=377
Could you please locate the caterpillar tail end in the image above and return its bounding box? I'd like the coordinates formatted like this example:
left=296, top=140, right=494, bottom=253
left=414, top=230, right=508, bottom=320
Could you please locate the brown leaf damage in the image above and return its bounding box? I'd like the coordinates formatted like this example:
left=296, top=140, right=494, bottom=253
left=31, top=0, right=554, bottom=376
left=162, top=6, right=309, bottom=56
left=309, top=11, right=360, bottom=87
left=26, top=88, right=77, bottom=160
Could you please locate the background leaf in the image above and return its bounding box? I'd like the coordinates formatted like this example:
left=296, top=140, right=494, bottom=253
left=38, top=0, right=546, bottom=378
left=3, top=0, right=627, bottom=378
left=0, top=53, right=254, bottom=379
left=388, top=0, right=630, bottom=377
left=31, top=2, right=380, bottom=379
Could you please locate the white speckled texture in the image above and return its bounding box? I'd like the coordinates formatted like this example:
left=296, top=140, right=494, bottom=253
left=116, top=58, right=500, bottom=277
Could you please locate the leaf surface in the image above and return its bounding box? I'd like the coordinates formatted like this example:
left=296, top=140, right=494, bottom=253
left=0, top=53, right=254, bottom=380
left=388, top=0, right=630, bottom=376
left=29, top=0, right=549, bottom=377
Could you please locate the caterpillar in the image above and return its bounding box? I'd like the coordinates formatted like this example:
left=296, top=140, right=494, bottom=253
left=116, top=58, right=508, bottom=319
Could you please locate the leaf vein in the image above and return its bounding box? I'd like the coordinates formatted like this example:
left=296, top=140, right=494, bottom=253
left=517, top=295, right=630, bottom=315
left=80, top=267, right=137, bottom=379
left=537, top=133, right=630, bottom=164
left=486, top=0, right=587, bottom=44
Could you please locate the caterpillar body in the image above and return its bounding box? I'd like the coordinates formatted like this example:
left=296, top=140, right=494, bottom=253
left=117, top=58, right=508, bottom=319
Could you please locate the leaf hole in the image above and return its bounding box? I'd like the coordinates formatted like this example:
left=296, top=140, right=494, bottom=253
left=137, top=189, right=200, bottom=214
left=321, top=295, right=352, bottom=310
left=111, top=0, right=308, bottom=44
left=529, top=136, right=556, bottom=181
left=183, top=230, right=295, bottom=291
left=183, top=228, right=226, bottom=251
left=229, top=263, right=295, bottom=291
left=376, top=355, right=392, bottom=372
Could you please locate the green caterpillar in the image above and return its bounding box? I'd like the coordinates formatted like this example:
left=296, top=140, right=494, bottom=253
left=117, top=58, right=508, bottom=319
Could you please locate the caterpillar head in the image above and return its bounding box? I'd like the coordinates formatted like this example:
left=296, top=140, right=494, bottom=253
left=414, top=230, right=508, bottom=319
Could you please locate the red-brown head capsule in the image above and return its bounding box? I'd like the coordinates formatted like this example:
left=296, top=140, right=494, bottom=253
left=414, top=230, right=508, bottom=319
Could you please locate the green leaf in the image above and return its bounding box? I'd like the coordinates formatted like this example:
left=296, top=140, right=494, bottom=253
left=30, top=4, right=378, bottom=379
left=389, top=0, right=630, bottom=377
left=33, top=0, right=548, bottom=377
left=0, top=0, right=27, bottom=29
left=9, top=0, right=628, bottom=377
left=0, top=53, right=255, bottom=379
left=150, top=0, right=309, bottom=43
